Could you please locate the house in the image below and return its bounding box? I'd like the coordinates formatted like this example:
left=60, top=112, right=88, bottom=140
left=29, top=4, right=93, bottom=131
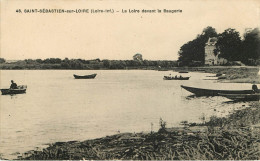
left=204, top=37, right=227, bottom=65
left=133, top=53, right=143, bottom=61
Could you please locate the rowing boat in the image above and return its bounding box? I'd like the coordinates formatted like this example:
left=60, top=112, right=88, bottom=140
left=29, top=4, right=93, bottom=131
left=73, top=74, right=97, bottom=79
left=164, top=76, right=190, bottom=80
left=1, top=85, right=27, bottom=95
left=181, top=85, right=254, bottom=96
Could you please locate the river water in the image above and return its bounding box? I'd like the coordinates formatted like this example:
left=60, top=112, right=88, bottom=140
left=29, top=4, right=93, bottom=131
left=0, top=70, right=252, bottom=159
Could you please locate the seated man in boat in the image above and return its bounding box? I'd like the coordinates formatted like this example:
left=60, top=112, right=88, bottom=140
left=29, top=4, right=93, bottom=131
left=252, top=82, right=259, bottom=93
left=10, top=80, right=18, bottom=89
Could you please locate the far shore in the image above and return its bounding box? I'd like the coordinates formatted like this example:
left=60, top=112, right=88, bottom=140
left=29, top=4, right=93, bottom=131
left=1, top=65, right=259, bottom=83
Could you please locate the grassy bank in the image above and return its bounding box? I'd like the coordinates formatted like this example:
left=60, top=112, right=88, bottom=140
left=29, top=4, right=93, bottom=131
left=18, top=102, right=260, bottom=160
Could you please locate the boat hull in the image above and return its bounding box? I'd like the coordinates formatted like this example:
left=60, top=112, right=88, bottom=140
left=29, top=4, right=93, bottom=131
left=219, top=93, right=260, bottom=101
left=1, top=85, right=27, bottom=95
left=73, top=74, right=97, bottom=79
left=181, top=85, right=254, bottom=96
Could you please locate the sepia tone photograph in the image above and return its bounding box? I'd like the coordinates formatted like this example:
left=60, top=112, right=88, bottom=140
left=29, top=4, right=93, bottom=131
left=0, top=0, right=260, bottom=160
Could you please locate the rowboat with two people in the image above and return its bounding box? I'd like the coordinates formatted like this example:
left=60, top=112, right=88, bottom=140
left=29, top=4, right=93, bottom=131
left=164, top=74, right=190, bottom=80
left=164, top=76, right=190, bottom=80
left=73, top=73, right=97, bottom=79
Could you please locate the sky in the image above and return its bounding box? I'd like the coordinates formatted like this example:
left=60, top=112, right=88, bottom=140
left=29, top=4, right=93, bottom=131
left=1, top=0, right=260, bottom=60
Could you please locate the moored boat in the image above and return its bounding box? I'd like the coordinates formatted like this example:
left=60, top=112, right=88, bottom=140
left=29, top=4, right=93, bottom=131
left=164, top=76, right=190, bottom=80
left=73, top=73, right=97, bottom=79
left=219, top=93, right=260, bottom=101
left=181, top=85, right=254, bottom=96
left=1, top=85, right=27, bottom=95
left=179, top=71, right=189, bottom=73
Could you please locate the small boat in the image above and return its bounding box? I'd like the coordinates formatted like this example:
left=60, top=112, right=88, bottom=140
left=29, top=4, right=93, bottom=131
left=158, top=69, right=169, bottom=71
left=1, top=85, right=27, bottom=95
left=216, top=73, right=223, bottom=77
left=164, top=76, right=190, bottom=80
left=179, top=71, right=189, bottom=73
left=181, top=85, right=254, bottom=96
left=73, top=73, right=97, bottom=79
left=219, top=93, right=260, bottom=101
left=206, top=74, right=224, bottom=77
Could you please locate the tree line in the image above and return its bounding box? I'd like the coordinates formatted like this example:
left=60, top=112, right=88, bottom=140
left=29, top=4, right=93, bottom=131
left=0, top=58, right=178, bottom=70
left=178, top=27, right=260, bottom=66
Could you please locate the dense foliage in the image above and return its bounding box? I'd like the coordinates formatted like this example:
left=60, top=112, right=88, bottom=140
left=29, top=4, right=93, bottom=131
left=241, top=28, right=260, bottom=65
left=216, top=28, right=242, bottom=61
left=0, top=58, right=5, bottom=63
left=178, top=27, right=260, bottom=66
left=0, top=58, right=178, bottom=70
left=178, top=26, right=217, bottom=66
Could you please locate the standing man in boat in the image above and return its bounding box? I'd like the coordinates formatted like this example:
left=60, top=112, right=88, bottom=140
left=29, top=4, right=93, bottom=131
left=252, top=81, right=259, bottom=93
left=10, top=80, right=18, bottom=89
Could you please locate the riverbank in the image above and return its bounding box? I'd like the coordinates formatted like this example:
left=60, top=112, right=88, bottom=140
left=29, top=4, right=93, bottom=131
left=172, top=66, right=260, bottom=83
left=17, top=102, right=260, bottom=160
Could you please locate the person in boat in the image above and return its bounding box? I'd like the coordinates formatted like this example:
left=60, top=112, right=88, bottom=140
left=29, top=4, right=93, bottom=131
left=252, top=81, right=259, bottom=93
left=10, top=80, right=18, bottom=89
left=180, top=75, right=183, bottom=78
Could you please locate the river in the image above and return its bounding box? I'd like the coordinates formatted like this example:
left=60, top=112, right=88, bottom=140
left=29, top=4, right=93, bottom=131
left=0, top=70, right=252, bottom=159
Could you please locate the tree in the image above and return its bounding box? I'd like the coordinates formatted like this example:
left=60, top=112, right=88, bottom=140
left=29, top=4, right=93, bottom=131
left=36, top=59, right=43, bottom=63
left=133, top=53, right=143, bottom=61
left=241, top=28, right=260, bottom=65
left=178, top=26, right=217, bottom=66
left=0, top=58, right=6, bottom=63
left=102, top=59, right=110, bottom=68
left=216, top=28, right=242, bottom=61
left=25, top=59, right=35, bottom=64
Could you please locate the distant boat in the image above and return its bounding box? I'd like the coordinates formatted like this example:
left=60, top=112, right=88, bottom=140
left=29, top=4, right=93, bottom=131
left=158, top=69, right=169, bottom=71
left=1, top=85, right=27, bottom=95
left=181, top=85, right=254, bottom=96
left=73, top=74, right=97, bottom=79
left=179, top=71, right=189, bottom=73
left=164, top=76, right=190, bottom=80
left=219, top=93, right=260, bottom=101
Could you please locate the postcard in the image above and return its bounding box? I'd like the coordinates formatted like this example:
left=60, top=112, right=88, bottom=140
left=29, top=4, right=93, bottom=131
left=0, top=0, right=259, bottom=160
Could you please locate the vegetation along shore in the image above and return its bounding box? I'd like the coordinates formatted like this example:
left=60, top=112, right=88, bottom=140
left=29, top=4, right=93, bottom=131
left=15, top=102, right=260, bottom=160
left=172, top=66, right=260, bottom=83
